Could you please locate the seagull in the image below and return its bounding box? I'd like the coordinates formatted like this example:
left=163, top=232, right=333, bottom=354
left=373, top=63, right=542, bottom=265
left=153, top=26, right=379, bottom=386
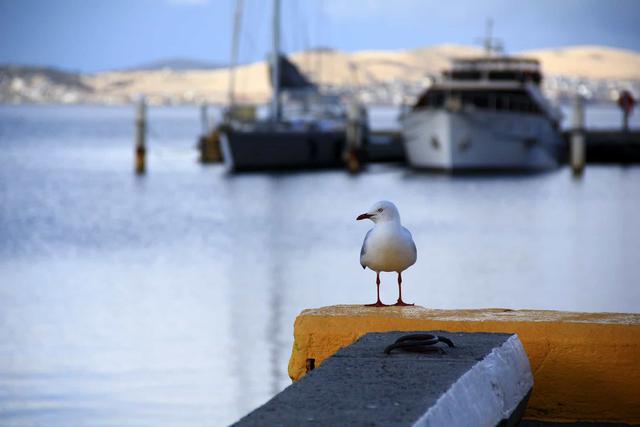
left=357, top=201, right=417, bottom=307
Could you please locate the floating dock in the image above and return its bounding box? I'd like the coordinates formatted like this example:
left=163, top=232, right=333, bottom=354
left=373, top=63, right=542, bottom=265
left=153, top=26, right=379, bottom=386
left=363, top=131, right=406, bottom=163
left=564, top=130, right=640, bottom=163
left=364, top=129, right=640, bottom=165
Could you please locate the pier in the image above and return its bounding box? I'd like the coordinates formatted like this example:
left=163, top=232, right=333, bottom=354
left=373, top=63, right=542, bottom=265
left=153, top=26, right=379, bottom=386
left=363, top=127, right=640, bottom=167
left=285, top=305, right=640, bottom=425
left=567, top=129, right=640, bottom=163
left=234, top=331, right=533, bottom=426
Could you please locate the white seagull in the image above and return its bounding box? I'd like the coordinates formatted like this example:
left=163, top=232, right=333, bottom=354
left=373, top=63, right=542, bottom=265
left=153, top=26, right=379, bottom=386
left=357, top=201, right=417, bottom=307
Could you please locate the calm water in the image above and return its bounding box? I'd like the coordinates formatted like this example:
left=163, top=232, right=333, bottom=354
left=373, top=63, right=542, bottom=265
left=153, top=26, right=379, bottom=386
left=0, top=105, right=639, bottom=426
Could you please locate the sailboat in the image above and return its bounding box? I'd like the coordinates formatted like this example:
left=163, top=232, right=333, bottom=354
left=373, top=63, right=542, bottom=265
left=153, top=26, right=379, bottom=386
left=220, top=0, right=350, bottom=172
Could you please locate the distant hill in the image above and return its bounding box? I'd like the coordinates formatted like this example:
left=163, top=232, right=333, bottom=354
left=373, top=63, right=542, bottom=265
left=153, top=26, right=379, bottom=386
left=123, top=58, right=226, bottom=71
left=0, top=65, right=91, bottom=104
left=0, top=65, right=89, bottom=89
left=1, top=45, right=639, bottom=105
left=521, top=46, right=640, bottom=81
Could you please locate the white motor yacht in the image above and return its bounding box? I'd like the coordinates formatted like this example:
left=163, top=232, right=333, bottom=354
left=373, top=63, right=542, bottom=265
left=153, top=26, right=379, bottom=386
left=401, top=57, right=564, bottom=171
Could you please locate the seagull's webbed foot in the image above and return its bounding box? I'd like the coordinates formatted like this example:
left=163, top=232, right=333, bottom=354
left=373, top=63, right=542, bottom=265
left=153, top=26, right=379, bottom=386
left=365, top=272, right=389, bottom=307
left=393, top=300, right=414, bottom=307
left=365, top=301, right=390, bottom=307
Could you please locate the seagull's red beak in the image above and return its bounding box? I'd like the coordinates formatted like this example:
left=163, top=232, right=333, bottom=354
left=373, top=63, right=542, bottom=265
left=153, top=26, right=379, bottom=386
left=357, top=213, right=373, bottom=220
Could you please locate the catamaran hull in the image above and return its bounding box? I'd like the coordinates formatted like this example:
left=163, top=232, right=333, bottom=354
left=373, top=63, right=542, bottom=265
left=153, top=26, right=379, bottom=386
left=401, top=109, right=564, bottom=170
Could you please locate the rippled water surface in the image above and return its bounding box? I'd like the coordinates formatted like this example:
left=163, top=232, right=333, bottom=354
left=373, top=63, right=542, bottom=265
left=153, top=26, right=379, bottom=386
left=1, top=105, right=639, bottom=426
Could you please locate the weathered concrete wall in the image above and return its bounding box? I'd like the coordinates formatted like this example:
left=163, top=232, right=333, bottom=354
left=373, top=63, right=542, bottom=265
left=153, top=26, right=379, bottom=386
left=236, top=332, right=532, bottom=426
left=288, top=305, right=640, bottom=424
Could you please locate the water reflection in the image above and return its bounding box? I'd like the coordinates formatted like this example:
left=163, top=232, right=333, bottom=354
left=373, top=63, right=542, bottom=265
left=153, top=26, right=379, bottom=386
left=265, top=177, right=287, bottom=397
left=224, top=175, right=290, bottom=417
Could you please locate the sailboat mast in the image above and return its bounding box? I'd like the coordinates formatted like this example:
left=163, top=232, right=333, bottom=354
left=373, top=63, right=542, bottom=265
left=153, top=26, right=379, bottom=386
left=271, top=0, right=281, bottom=122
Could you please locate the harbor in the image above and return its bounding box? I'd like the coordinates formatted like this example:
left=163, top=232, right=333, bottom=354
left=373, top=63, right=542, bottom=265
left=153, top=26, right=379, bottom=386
left=2, top=103, right=640, bottom=425
left=191, top=8, right=638, bottom=174
left=1, top=0, right=640, bottom=426
left=195, top=100, right=639, bottom=172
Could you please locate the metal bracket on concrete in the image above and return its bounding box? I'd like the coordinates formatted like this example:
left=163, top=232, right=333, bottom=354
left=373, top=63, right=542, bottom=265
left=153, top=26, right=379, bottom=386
left=233, top=331, right=533, bottom=426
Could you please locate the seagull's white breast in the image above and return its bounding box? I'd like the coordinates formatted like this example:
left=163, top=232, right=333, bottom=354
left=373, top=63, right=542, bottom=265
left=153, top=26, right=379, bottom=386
left=361, top=223, right=417, bottom=273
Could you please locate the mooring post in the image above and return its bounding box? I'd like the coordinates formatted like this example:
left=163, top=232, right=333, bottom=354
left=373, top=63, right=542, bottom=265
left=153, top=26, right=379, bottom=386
left=570, top=94, right=585, bottom=176
left=623, top=109, right=630, bottom=132
left=198, top=102, right=223, bottom=164
left=200, top=103, right=209, bottom=135
left=618, top=90, right=635, bottom=133
left=135, top=97, right=147, bottom=174
left=344, top=101, right=366, bottom=173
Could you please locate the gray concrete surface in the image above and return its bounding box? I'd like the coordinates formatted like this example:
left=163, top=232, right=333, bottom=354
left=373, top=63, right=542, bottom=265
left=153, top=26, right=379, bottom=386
left=232, top=331, right=532, bottom=427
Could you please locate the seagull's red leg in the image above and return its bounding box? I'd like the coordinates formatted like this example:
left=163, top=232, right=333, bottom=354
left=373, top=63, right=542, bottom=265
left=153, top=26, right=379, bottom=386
left=365, top=272, right=388, bottom=307
left=394, top=272, right=414, bottom=306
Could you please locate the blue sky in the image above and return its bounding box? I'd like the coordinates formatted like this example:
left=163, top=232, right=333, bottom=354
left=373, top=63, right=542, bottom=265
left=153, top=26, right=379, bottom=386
left=1, top=0, right=639, bottom=73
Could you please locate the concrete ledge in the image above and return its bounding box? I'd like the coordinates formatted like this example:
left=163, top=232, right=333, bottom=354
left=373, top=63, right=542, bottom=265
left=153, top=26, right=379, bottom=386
left=237, top=331, right=532, bottom=426
left=287, top=305, right=640, bottom=424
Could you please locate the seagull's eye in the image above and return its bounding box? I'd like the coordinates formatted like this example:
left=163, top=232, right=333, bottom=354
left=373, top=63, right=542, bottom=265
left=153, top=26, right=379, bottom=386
left=377, top=208, right=383, bottom=213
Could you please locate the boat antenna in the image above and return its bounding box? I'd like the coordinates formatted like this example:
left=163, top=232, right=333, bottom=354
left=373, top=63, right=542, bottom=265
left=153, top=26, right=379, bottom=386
left=271, top=0, right=282, bottom=122
left=228, top=0, right=243, bottom=110
left=477, top=18, right=503, bottom=56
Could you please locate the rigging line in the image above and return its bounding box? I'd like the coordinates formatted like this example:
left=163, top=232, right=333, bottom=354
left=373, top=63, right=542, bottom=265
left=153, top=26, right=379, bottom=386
left=282, top=0, right=290, bottom=55
left=299, top=0, right=311, bottom=76
left=228, top=0, right=244, bottom=107
left=295, top=0, right=311, bottom=75
left=235, top=0, right=253, bottom=102
left=238, top=1, right=255, bottom=62
left=289, top=0, right=298, bottom=56
left=292, top=0, right=305, bottom=56
left=315, top=0, right=323, bottom=87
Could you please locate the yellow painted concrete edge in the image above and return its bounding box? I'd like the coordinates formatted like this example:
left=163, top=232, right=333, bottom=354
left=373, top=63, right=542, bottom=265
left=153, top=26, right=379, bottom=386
left=288, top=305, right=640, bottom=424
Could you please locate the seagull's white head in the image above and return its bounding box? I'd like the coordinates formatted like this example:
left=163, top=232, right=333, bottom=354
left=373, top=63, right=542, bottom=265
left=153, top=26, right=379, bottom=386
left=356, top=200, right=401, bottom=224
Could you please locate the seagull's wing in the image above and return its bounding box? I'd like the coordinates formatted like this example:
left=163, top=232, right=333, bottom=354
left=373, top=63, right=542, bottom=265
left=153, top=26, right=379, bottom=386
left=360, top=229, right=372, bottom=269
left=402, top=226, right=417, bottom=259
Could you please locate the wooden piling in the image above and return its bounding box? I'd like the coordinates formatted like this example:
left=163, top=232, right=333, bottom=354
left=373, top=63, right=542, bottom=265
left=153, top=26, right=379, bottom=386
left=344, top=102, right=367, bottom=173
left=200, top=103, right=209, bottom=135
left=570, top=95, right=585, bottom=175
left=618, top=90, right=635, bottom=133
left=623, top=109, right=630, bottom=133
left=135, top=97, right=147, bottom=174
left=198, top=128, right=223, bottom=163
left=198, top=104, right=223, bottom=164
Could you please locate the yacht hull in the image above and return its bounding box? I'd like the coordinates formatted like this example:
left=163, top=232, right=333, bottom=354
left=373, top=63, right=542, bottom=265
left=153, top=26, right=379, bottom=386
left=401, top=109, right=564, bottom=170
left=221, top=129, right=346, bottom=171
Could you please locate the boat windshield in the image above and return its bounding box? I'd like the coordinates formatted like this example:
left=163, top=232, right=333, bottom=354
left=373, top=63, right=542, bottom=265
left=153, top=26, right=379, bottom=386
left=414, top=88, right=542, bottom=114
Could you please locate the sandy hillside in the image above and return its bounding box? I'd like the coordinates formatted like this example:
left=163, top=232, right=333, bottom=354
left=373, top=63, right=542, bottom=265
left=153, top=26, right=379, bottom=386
left=84, top=44, right=640, bottom=104
left=522, top=46, right=640, bottom=80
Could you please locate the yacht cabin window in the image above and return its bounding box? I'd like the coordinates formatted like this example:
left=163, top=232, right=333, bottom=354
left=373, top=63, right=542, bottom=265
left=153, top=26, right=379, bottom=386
left=414, top=89, right=541, bottom=114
